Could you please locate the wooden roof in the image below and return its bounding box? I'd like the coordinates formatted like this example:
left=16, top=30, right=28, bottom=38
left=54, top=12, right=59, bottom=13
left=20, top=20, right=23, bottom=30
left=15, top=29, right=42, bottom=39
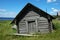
left=11, top=3, right=55, bottom=24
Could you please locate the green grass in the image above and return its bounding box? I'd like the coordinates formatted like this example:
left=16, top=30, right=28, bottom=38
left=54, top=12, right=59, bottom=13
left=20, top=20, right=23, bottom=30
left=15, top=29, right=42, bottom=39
left=0, top=20, right=60, bottom=40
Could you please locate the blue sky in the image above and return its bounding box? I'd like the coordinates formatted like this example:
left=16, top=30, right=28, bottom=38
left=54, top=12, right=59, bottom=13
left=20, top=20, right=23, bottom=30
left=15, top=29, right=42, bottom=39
left=0, top=0, right=60, bottom=17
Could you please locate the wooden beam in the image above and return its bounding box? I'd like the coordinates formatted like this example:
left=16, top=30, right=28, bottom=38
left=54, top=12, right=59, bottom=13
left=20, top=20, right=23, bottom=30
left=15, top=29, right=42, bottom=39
left=26, top=21, right=28, bottom=34
left=35, top=19, right=38, bottom=32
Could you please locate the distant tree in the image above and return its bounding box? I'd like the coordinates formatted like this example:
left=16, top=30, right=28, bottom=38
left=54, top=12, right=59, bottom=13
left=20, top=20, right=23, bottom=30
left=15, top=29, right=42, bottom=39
left=57, top=12, right=58, bottom=17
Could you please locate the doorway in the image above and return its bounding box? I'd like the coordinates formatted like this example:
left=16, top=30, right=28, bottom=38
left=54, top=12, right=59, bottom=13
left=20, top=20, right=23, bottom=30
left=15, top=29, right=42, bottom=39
left=28, top=21, right=36, bottom=34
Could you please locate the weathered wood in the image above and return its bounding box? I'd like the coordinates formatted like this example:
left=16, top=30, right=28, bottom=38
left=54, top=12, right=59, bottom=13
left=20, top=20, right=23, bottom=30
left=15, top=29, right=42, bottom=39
left=19, top=21, right=27, bottom=34
left=28, top=20, right=36, bottom=34
left=11, top=3, right=54, bottom=34
left=38, top=28, right=49, bottom=33
left=36, top=19, right=38, bottom=32
left=13, top=33, right=38, bottom=36
left=38, top=25, right=48, bottom=27
left=26, top=21, right=28, bottom=33
left=18, top=11, right=51, bottom=34
left=25, top=11, right=40, bottom=17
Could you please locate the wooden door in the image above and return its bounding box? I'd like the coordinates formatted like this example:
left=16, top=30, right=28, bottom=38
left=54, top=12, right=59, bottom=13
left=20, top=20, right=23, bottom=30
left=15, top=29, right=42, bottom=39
left=28, top=21, right=36, bottom=34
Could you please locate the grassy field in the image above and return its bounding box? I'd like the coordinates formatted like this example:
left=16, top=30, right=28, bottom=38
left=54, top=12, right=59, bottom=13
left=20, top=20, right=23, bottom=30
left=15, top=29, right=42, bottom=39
left=0, top=20, right=60, bottom=40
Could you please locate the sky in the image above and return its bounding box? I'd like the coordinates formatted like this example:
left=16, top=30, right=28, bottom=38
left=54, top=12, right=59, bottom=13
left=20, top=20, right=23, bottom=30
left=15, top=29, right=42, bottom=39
left=0, top=0, right=60, bottom=18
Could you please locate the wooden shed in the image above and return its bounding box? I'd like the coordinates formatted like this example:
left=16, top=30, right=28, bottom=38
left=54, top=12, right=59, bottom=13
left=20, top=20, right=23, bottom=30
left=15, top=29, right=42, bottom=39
left=11, top=3, right=55, bottom=34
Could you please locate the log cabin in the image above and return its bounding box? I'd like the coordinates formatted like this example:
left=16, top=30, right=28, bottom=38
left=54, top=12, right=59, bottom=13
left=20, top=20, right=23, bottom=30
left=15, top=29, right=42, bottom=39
left=11, top=3, right=55, bottom=34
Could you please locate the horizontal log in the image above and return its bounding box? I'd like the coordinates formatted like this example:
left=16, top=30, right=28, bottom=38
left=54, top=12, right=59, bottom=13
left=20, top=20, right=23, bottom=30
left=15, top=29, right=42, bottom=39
left=25, top=11, right=39, bottom=16
left=38, top=23, right=48, bottom=25
left=38, top=25, right=48, bottom=27
left=38, top=19, right=47, bottom=21
left=19, top=31, right=27, bottom=34
left=19, top=28, right=27, bottom=31
left=19, top=23, right=26, bottom=25
left=19, top=21, right=25, bottom=22
left=38, top=29, right=49, bottom=32
left=38, top=21, right=48, bottom=22
left=38, top=26, right=48, bottom=28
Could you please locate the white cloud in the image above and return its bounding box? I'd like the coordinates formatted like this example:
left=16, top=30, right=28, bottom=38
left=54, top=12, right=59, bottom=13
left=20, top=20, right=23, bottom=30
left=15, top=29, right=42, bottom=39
left=0, top=12, right=17, bottom=17
left=47, top=0, right=56, bottom=3
left=47, top=0, right=52, bottom=3
left=0, top=9, right=6, bottom=12
left=51, top=8, right=59, bottom=12
left=53, top=9, right=58, bottom=12
left=0, top=9, right=17, bottom=17
left=51, top=8, right=54, bottom=9
left=50, top=8, right=60, bottom=15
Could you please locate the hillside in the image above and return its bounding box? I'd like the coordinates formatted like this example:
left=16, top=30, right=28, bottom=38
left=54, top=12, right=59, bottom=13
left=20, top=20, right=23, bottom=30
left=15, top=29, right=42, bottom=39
left=0, top=20, right=60, bottom=40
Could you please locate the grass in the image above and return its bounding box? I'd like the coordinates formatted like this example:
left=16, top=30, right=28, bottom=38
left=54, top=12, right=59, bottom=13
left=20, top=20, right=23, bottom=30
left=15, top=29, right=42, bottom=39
left=0, top=20, right=60, bottom=40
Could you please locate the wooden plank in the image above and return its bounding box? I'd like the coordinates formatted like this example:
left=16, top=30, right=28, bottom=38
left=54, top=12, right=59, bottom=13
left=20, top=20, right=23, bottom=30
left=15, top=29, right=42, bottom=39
left=38, top=19, right=47, bottom=21
left=26, top=19, right=35, bottom=21
left=19, top=23, right=26, bottom=25
left=38, top=22, right=48, bottom=24
left=24, top=16, right=40, bottom=20
left=38, top=27, right=48, bottom=29
left=38, top=29, right=49, bottom=32
left=19, top=27, right=27, bottom=34
left=39, top=17, right=47, bottom=19
left=19, top=20, right=27, bottom=34
left=38, top=21, right=48, bottom=23
left=38, top=20, right=48, bottom=22
left=38, top=25, right=48, bottom=27
left=38, top=23, right=48, bottom=25
left=26, top=21, right=28, bottom=33
left=19, top=30, right=27, bottom=33
left=19, top=22, right=25, bottom=23
left=25, top=15, right=39, bottom=17
left=38, top=26, right=48, bottom=28
left=13, top=33, right=38, bottom=36
left=25, top=11, right=39, bottom=17
left=36, top=19, right=38, bottom=32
